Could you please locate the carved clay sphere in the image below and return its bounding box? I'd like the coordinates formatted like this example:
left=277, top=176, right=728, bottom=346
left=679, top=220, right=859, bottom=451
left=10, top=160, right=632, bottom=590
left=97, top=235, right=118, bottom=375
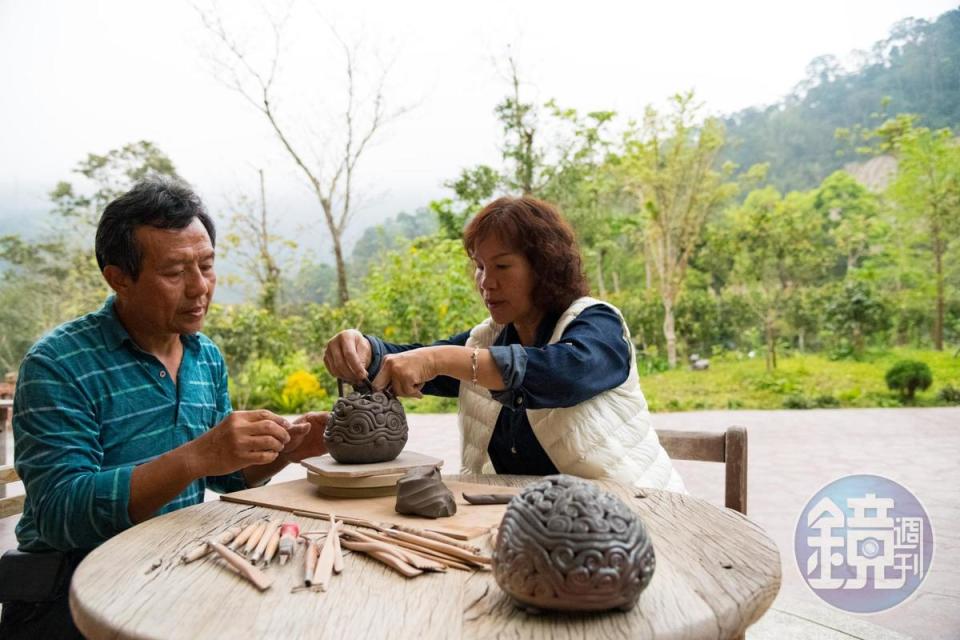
left=323, top=390, right=408, bottom=463
left=492, top=474, right=655, bottom=613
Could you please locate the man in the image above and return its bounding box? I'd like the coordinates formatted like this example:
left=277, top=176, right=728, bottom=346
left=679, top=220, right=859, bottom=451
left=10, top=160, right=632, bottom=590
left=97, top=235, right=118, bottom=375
left=0, top=178, right=327, bottom=638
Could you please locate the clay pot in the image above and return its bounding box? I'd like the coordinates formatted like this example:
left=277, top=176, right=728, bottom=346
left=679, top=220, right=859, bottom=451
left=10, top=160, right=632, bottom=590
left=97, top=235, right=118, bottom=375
left=492, top=474, right=655, bottom=613
left=324, top=389, right=408, bottom=464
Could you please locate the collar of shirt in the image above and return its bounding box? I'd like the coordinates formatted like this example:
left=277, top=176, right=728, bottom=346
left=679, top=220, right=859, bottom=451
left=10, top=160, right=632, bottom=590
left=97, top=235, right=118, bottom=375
left=496, top=310, right=562, bottom=348
left=97, top=295, right=201, bottom=354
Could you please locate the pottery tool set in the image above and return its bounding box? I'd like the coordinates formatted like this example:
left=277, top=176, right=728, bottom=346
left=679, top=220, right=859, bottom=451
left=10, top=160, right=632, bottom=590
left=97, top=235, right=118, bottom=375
left=178, top=509, right=492, bottom=593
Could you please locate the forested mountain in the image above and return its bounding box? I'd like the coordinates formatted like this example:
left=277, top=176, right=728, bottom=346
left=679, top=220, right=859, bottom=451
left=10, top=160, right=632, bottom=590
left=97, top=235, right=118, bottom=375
left=722, top=9, right=960, bottom=191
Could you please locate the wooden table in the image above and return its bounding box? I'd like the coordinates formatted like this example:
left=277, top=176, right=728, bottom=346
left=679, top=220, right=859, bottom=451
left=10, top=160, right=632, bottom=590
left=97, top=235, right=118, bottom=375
left=69, top=475, right=781, bottom=639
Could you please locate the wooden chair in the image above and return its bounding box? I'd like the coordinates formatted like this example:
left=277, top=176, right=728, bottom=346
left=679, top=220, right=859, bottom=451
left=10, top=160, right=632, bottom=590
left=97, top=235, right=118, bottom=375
left=657, top=426, right=748, bottom=515
left=0, top=465, right=23, bottom=519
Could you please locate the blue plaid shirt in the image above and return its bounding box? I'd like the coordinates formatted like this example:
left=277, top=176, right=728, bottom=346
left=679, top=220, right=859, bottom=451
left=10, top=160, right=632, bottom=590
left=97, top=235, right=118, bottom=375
left=13, top=297, right=246, bottom=552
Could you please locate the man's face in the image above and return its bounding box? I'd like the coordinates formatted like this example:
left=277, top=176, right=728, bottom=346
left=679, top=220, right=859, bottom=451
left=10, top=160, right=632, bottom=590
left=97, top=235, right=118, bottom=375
left=120, top=219, right=217, bottom=336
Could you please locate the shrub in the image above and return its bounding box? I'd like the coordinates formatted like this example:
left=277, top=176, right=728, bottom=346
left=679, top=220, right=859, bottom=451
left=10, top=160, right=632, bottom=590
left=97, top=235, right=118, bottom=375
left=783, top=394, right=812, bottom=409
left=813, top=394, right=840, bottom=408
left=936, top=385, right=960, bottom=405
left=884, top=360, right=933, bottom=401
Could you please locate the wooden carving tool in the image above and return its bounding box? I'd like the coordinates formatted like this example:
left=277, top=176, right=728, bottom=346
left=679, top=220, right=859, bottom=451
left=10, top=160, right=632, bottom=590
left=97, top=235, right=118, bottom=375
left=341, top=530, right=445, bottom=572
left=384, top=529, right=491, bottom=565
left=181, top=525, right=242, bottom=564
left=303, top=539, right=320, bottom=587
left=261, top=526, right=282, bottom=567
left=330, top=517, right=344, bottom=575
left=208, top=541, right=273, bottom=591
left=391, top=524, right=482, bottom=554
left=250, top=520, right=281, bottom=565
left=347, top=529, right=472, bottom=571
left=338, top=537, right=422, bottom=578
left=312, top=530, right=336, bottom=591
left=229, top=519, right=261, bottom=551
left=243, top=520, right=269, bottom=556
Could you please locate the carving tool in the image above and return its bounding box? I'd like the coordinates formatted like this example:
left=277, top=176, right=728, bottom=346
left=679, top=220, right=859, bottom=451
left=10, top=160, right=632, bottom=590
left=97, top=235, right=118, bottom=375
left=181, top=524, right=242, bottom=564
left=250, top=520, right=281, bottom=565
left=243, top=519, right=268, bottom=556
left=277, top=523, right=300, bottom=566
left=229, top=519, right=261, bottom=551
left=261, top=526, right=282, bottom=567
left=207, top=540, right=273, bottom=591
left=303, top=539, right=320, bottom=587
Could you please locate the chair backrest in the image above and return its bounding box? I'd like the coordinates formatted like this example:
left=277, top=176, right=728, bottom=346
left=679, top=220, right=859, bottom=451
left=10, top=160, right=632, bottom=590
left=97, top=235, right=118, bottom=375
left=657, top=426, right=748, bottom=515
left=1, top=465, right=24, bottom=519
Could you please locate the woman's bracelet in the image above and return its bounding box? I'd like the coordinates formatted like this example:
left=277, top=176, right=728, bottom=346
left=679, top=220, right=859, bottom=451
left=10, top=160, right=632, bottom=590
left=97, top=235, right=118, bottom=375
left=470, top=347, right=480, bottom=384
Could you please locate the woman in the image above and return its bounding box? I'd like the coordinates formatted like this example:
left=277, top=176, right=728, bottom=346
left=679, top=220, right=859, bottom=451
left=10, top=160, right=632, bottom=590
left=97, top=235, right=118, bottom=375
left=324, top=197, right=685, bottom=491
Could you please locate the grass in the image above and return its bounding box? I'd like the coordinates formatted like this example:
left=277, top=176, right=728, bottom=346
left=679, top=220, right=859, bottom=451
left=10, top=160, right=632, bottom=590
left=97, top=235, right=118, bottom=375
left=640, top=348, right=960, bottom=412
left=397, top=348, right=960, bottom=413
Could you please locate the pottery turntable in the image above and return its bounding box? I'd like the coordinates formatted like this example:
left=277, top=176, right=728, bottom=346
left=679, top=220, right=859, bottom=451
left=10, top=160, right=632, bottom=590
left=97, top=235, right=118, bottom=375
left=302, top=451, right=444, bottom=498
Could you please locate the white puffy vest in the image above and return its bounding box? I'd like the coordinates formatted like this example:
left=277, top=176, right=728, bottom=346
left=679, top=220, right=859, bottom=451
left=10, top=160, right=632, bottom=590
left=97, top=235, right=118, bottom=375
left=457, top=296, right=687, bottom=492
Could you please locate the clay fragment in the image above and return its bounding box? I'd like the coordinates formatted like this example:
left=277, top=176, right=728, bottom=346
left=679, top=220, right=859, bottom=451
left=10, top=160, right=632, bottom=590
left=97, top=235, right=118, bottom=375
left=324, top=389, right=408, bottom=463
left=492, top=474, right=656, bottom=613
left=394, top=466, right=457, bottom=519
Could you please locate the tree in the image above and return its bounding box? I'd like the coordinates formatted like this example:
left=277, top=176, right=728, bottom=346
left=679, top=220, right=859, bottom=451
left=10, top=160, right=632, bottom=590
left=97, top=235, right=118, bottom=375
left=221, top=169, right=295, bottom=313
left=0, top=141, right=180, bottom=369
left=618, top=93, right=739, bottom=368
left=824, top=280, right=890, bottom=358
left=197, top=4, right=405, bottom=305
left=813, top=171, right=885, bottom=274
left=876, top=115, right=960, bottom=350
left=727, top=188, right=832, bottom=370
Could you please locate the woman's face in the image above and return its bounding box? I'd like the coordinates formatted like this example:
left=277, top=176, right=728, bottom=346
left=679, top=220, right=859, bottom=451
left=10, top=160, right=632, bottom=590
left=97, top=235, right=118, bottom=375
left=472, top=233, right=540, bottom=328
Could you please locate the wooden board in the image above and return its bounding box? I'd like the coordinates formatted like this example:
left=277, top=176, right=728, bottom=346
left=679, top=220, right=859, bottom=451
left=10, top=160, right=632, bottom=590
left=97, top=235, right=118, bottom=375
left=221, top=478, right=518, bottom=540
left=301, top=451, right=442, bottom=478
left=308, top=470, right=406, bottom=488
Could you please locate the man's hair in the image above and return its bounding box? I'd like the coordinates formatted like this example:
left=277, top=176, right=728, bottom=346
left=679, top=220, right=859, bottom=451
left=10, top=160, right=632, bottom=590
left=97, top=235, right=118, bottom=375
left=463, top=196, right=589, bottom=314
left=95, top=177, right=216, bottom=280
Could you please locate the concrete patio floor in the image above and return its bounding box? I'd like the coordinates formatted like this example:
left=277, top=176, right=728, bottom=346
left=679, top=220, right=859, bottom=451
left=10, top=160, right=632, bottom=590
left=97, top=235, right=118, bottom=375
left=3, top=407, right=957, bottom=638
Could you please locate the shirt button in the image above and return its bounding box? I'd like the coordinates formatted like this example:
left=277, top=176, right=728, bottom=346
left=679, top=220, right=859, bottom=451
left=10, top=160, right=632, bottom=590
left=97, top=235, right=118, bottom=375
left=516, top=396, right=523, bottom=406
left=159, top=370, right=166, bottom=378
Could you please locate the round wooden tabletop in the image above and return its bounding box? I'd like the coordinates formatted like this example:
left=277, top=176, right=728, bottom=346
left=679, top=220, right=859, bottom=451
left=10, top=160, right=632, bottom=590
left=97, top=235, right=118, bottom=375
left=70, top=475, right=781, bottom=639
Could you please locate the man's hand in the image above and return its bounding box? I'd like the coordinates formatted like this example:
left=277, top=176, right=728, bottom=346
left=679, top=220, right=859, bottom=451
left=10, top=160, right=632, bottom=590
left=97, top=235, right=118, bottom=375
left=280, top=412, right=329, bottom=463
left=188, top=410, right=291, bottom=477
left=323, top=329, right=372, bottom=383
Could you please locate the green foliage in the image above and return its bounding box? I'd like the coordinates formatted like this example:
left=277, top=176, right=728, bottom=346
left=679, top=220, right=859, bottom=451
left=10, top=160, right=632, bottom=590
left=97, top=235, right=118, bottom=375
left=642, top=349, right=957, bottom=411
left=824, top=281, right=891, bottom=358
left=361, top=236, right=486, bottom=343
left=936, top=385, right=960, bottom=404
left=884, top=360, right=933, bottom=401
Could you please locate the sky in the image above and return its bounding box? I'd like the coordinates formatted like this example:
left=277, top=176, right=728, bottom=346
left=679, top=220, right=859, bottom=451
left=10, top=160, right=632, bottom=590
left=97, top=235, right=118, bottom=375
left=0, top=0, right=956, bottom=263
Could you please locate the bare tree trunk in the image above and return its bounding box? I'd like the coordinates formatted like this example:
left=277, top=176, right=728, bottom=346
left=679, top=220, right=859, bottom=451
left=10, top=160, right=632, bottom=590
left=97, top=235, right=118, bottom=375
left=612, top=270, right=621, bottom=294
left=257, top=169, right=281, bottom=312
left=596, top=248, right=606, bottom=298
left=933, top=223, right=944, bottom=351
left=765, top=316, right=777, bottom=371
left=663, top=298, right=678, bottom=368
left=332, top=235, right=350, bottom=307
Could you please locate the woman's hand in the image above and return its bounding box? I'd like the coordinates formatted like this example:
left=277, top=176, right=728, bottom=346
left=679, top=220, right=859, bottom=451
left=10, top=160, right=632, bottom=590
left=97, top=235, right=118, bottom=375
left=371, top=348, right=438, bottom=398
left=323, top=329, right=372, bottom=383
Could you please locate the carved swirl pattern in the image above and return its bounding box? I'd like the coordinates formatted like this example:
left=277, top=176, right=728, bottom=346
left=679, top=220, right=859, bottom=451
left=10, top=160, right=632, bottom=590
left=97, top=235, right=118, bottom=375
left=492, top=474, right=655, bottom=612
left=323, top=391, right=408, bottom=463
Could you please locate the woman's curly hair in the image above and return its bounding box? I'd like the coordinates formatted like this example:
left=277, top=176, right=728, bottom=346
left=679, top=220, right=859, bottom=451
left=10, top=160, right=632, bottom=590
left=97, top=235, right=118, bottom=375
left=463, top=197, right=589, bottom=314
